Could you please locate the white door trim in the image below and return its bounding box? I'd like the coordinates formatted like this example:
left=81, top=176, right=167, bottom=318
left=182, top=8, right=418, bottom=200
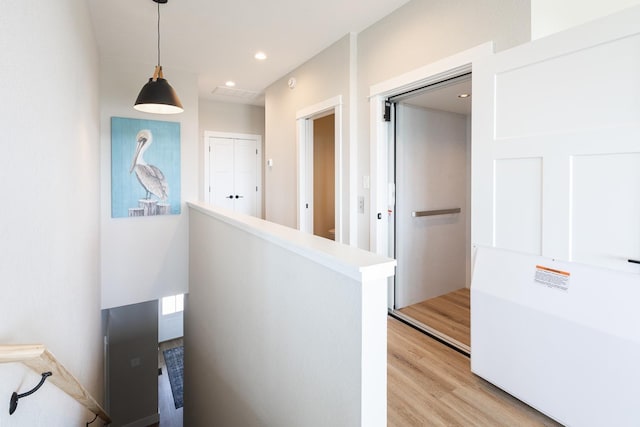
left=300, top=119, right=314, bottom=234
left=296, top=95, right=342, bottom=120
left=368, top=42, right=494, bottom=257
left=203, top=131, right=263, bottom=218
left=296, top=95, right=344, bottom=243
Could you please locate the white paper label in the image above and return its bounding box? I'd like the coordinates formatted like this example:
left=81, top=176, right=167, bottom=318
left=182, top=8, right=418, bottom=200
left=534, top=265, right=570, bottom=291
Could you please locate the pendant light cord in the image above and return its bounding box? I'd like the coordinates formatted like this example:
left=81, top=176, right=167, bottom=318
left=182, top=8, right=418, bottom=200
left=157, top=0, right=161, bottom=67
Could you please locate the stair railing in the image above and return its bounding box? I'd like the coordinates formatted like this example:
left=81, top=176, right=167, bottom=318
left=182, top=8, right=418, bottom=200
left=0, top=344, right=111, bottom=424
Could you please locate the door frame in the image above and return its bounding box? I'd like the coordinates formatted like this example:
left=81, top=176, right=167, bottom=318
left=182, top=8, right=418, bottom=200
left=203, top=131, right=263, bottom=218
left=369, top=43, right=493, bottom=259
left=368, top=43, right=493, bottom=315
left=296, top=95, right=344, bottom=243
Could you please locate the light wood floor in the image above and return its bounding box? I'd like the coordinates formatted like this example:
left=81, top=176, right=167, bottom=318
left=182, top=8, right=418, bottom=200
left=151, top=338, right=183, bottom=427
left=388, top=317, right=561, bottom=426
left=398, top=288, right=471, bottom=349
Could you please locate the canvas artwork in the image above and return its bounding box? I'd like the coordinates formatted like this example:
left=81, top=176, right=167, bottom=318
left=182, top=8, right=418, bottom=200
left=111, top=117, right=181, bottom=218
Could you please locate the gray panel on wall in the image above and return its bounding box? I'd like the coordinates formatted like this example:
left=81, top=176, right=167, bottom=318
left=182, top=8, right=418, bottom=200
left=106, top=300, right=159, bottom=427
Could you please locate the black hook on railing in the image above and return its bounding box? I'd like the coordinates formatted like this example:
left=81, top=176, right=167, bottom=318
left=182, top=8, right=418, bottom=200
left=86, top=413, right=98, bottom=426
left=9, top=372, right=52, bottom=415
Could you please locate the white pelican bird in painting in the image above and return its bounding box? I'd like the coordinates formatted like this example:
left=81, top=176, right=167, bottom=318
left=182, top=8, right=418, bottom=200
left=129, top=129, right=169, bottom=200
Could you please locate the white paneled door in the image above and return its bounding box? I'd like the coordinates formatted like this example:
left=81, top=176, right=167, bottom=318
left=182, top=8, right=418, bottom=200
left=207, top=136, right=261, bottom=217
left=472, top=8, right=640, bottom=274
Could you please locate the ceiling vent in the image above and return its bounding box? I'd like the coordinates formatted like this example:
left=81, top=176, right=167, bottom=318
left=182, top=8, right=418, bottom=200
left=211, top=86, right=262, bottom=100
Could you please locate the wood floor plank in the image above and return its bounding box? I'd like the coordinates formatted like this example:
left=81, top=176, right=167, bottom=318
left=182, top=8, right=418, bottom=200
left=398, top=288, right=471, bottom=347
left=388, top=317, right=562, bottom=426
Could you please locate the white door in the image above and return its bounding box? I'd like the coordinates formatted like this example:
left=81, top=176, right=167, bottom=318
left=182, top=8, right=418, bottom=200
left=395, top=103, right=469, bottom=309
left=232, top=139, right=259, bottom=215
left=210, top=137, right=235, bottom=210
left=208, top=136, right=259, bottom=216
left=472, top=7, right=640, bottom=273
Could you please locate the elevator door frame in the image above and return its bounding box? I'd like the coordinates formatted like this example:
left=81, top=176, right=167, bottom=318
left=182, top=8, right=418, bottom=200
left=368, top=43, right=493, bottom=355
left=390, top=72, right=472, bottom=307
left=389, top=80, right=472, bottom=354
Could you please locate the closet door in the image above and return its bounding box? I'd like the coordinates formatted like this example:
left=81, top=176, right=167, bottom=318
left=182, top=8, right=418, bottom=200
left=208, top=137, right=258, bottom=216
left=210, top=137, right=235, bottom=211
left=232, top=139, right=258, bottom=216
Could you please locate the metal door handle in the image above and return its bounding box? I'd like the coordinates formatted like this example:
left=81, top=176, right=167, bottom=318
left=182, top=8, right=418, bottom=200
left=412, top=208, right=461, bottom=217
left=235, top=195, right=243, bottom=199
left=629, top=259, right=640, bottom=265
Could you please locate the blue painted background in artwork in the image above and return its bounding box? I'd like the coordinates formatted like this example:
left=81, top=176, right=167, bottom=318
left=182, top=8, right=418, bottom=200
left=111, top=117, right=181, bottom=218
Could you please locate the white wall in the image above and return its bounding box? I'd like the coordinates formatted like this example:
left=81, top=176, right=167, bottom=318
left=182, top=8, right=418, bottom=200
left=158, top=305, right=184, bottom=343
left=531, top=0, right=640, bottom=39
left=265, top=34, right=353, bottom=234
left=0, top=0, right=103, bottom=425
left=185, top=203, right=394, bottom=427
left=356, top=0, right=531, bottom=248
left=99, top=57, right=198, bottom=309
left=199, top=99, right=265, bottom=137
left=263, top=0, right=531, bottom=249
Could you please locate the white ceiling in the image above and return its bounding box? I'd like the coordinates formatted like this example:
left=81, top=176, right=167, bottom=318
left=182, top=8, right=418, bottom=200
left=88, top=0, right=411, bottom=106
left=401, top=78, right=472, bottom=116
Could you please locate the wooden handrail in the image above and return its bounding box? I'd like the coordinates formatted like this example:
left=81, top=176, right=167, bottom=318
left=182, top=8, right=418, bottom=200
left=0, top=344, right=111, bottom=423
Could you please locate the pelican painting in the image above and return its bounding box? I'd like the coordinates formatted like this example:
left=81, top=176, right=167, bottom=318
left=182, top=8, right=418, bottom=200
left=110, top=117, right=181, bottom=218
left=130, top=129, right=169, bottom=201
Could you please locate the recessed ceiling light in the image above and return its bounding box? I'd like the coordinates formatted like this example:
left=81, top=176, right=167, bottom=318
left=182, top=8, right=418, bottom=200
left=458, top=93, right=470, bottom=98
left=254, top=51, right=267, bottom=61
left=225, top=81, right=236, bottom=87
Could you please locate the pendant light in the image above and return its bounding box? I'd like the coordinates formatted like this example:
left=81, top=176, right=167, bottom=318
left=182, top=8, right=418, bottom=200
left=134, top=0, right=183, bottom=114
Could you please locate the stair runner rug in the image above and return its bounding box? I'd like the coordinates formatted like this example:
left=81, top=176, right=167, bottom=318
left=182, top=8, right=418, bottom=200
left=163, top=345, right=184, bottom=409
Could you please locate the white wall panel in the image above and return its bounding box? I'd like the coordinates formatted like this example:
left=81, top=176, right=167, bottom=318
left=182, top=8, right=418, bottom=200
left=572, top=153, right=640, bottom=272
left=494, top=158, right=543, bottom=254
left=472, top=6, right=640, bottom=424
left=495, top=35, right=640, bottom=140
left=474, top=6, right=640, bottom=274
left=472, top=246, right=640, bottom=426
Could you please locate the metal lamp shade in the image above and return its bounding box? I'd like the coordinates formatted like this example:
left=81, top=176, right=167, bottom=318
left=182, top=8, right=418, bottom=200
left=134, top=77, right=184, bottom=114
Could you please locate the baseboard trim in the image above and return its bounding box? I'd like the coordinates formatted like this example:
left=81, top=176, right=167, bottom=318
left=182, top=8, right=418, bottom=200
left=122, top=412, right=160, bottom=427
